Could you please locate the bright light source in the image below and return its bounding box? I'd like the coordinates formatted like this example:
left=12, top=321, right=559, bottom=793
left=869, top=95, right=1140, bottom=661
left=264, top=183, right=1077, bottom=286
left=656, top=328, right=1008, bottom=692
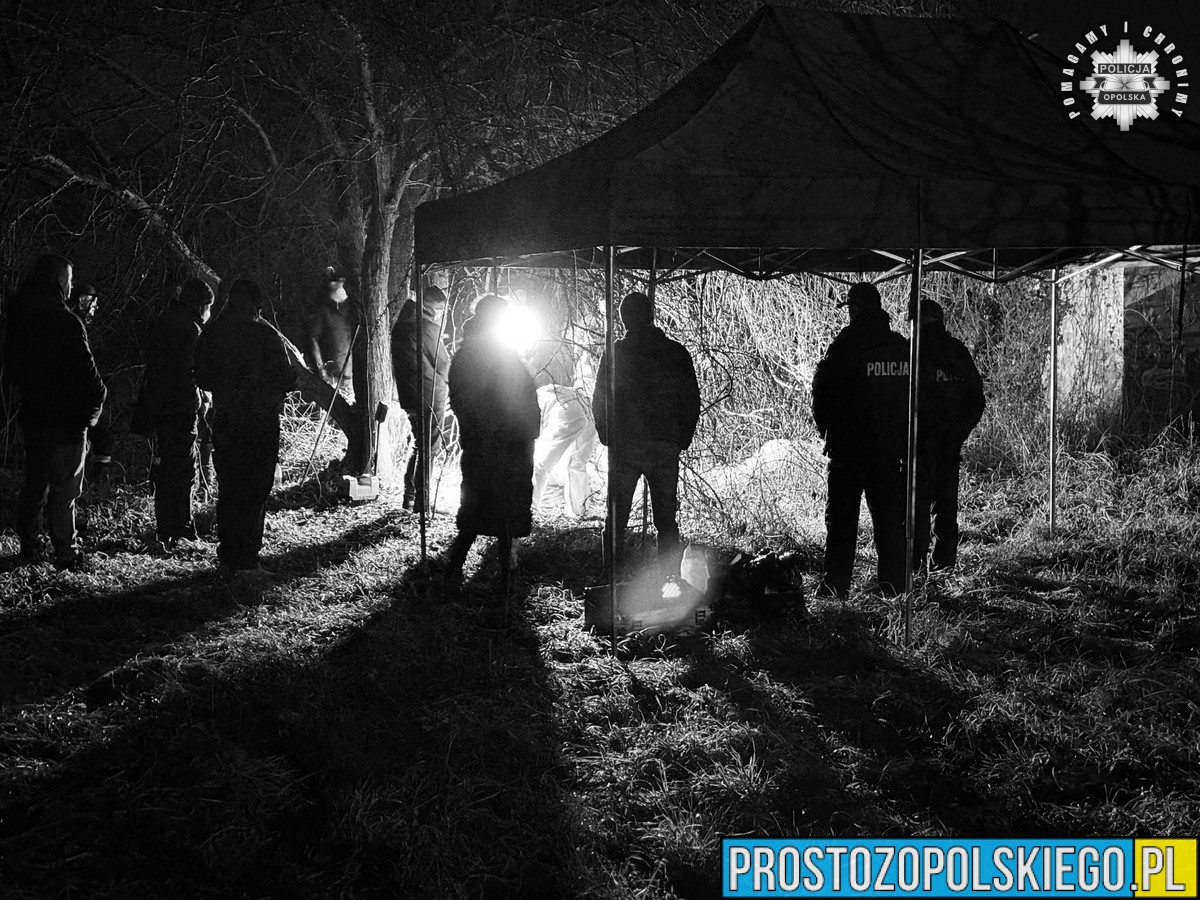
left=496, top=305, right=542, bottom=354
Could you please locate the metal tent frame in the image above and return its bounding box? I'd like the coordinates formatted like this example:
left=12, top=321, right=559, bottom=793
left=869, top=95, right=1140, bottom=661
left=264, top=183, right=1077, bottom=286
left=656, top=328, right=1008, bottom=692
left=413, top=241, right=1198, bottom=647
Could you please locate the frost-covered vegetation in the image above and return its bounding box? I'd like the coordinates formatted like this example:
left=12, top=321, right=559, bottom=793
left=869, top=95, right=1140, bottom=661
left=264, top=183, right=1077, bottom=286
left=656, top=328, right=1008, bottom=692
left=3, top=271, right=1199, bottom=898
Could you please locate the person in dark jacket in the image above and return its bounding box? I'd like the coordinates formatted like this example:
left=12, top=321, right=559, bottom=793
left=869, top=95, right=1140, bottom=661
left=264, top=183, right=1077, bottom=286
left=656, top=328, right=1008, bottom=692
left=4, top=254, right=107, bottom=570
left=194, top=279, right=296, bottom=573
left=593, top=292, right=701, bottom=578
left=812, top=282, right=909, bottom=598
left=132, top=278, right=214, bottom=549
left=913, top=299, right=985, bottom=572
left=392, top=285, right=451, bottom=513
left=303, top=267, right=355, bottom=387
left=68, top=282, right=116, bottom=478
left=445, top=294, right=540, bottom=591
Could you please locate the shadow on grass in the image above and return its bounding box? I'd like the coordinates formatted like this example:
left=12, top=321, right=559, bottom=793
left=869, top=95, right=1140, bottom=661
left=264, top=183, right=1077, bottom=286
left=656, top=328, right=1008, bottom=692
left=736, top=611, right=1010, bottom=835
left=0, top=510, right=404, bottom=709
left=0, top=561, right=578, bottom=897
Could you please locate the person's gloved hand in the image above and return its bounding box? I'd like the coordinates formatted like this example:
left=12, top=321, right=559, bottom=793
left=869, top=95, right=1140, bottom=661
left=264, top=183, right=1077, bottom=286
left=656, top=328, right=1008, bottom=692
left=323, top=360, right=343, bottom=383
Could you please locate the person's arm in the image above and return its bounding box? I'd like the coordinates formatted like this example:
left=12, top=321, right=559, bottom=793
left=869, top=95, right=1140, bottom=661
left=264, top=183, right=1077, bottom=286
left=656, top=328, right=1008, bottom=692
left=680, top=347, right=701, bottom=450
left=811, top=352, right=836, bottom=438
left=592, top=350, right=610, bottom=446
left=266, top=325, right=298, bottom=395
left=960, top=344, right=986, bottom=433
left=63, top=313, right=107, bottom=427
left=518, top=361, right=541, bottom=442
left=193, top=330, right=215, bottom=393
left=304, top=309, right=325, bottom=372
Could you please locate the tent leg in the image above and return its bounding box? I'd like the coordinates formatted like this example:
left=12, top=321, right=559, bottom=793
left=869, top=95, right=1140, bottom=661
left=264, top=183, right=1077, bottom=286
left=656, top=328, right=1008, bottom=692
left=416, top=265, right=428, bottom=564
left=904, top=249, right=925, bottom=644
left=642, top=248, right=658, bottom=559
left=605, top=246, right=617, bottom=655
left=1049, top=267, right=1059, bottom=536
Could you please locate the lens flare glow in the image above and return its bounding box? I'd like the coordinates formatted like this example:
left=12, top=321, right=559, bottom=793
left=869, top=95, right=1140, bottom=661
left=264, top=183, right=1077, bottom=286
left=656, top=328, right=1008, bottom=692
left=496, top=305, right=542, bottom=354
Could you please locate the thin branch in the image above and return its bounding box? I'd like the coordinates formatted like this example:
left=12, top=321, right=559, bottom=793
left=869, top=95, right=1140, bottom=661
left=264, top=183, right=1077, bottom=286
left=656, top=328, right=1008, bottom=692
left=20, top=152, right=219, bottom=285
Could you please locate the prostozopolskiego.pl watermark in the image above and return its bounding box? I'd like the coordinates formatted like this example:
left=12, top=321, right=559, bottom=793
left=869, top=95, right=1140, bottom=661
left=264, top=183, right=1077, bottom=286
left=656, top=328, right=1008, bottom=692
left=1061, top=23, right=1189, bottom=131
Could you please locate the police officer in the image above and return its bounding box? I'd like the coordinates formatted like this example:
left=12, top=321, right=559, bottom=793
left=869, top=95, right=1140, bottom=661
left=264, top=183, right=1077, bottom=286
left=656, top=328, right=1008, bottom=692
left=133, top=278, right=214, bottom=550
left=194, top=279, right=296, bottom=574
left=812, top=282, right=909, bottom=597
left=593, top=291, right=701, bottom=578
left=914, top=299, right=985, bottom=572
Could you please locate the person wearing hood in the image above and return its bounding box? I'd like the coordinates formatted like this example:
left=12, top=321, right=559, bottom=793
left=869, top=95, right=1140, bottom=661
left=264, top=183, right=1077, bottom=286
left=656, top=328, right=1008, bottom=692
left=194, top=279, right=296, bottom=574
left=445, top=294, right=540, bottom=592
left=913, top=298, right=985, bottom=572
left=592, top=291, right=701, bottom=578
left=131, top=278, right=215, bottom=550
left=812, top=282, right=909, bottom=598
left=4, top=253, right=107, bottom=570
left=526, top=323, right=600, bottom=520
left=68, top=282, right=116, bottom=480
left=303, top=266, right=355, bottom=387
left=391, top=284, right=451, bottom=513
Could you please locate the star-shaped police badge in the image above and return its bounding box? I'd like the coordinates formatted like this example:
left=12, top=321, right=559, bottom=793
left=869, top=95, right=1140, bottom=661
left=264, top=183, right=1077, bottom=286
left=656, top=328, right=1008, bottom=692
left=1060, top=24, right=1189, bottom=131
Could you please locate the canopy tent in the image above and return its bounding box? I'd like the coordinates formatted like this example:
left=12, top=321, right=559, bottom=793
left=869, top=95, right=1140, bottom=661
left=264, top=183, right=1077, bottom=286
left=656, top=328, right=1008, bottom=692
left=416, top=6, right=1200, bottom=277
left=410, top=5, right=1200, bottom=641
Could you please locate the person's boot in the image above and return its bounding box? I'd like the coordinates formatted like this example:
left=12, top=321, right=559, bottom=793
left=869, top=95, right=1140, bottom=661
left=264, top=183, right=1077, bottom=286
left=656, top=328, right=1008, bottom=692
left=444, top=532, right=472, bottom=594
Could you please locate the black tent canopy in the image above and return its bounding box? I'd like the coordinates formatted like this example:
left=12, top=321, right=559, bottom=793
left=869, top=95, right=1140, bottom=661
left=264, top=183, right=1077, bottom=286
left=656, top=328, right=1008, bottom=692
left=411, top=6, right=1200, bottom=639
left=416, top=6, right=1200, bottom=276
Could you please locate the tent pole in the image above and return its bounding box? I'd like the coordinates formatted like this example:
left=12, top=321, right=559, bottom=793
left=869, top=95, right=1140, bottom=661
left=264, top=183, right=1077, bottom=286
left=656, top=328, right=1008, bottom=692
left=416, top=265, right=428, bottom=564
left=904, top=249, right=925, bottom=644
left=1049, top=267, right=1059, bottom=536
left=643, top=248, right=658, bottom=559
left=605, top=245, right=617, bottom=655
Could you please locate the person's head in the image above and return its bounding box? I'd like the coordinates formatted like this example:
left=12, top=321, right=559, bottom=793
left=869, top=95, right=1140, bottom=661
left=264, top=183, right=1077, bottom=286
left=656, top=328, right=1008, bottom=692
left=422, top=285, right=448, bottom=316
left=179, top=277, right=215, bottom=324
left=31, top=253, right=73, bottom=300
left=620, top=292, right=653, bottom=329
left=471, top=292, right=508, bottom=328
left=920, top=297, right=945, bottom=328
left=227, top=279, right=264, bottom=318
left=71, top=283, right=99, bottom=322
left=323, top=266, right=347, bottom=304
left=838, top=282, right=882, bottom=322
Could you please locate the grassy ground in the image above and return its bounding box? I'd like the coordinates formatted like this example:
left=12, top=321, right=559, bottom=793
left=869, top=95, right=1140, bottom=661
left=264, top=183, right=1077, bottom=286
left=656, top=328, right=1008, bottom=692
left=1, top=443, right=1198, bottom=898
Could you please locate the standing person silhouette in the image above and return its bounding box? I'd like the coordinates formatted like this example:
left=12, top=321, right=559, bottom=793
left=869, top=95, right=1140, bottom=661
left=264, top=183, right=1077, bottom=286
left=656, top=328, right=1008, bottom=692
left=445, top=295, right=540, bottom=594
left=913, top=298, right=985, bottom=572
left=592, top=291, right=700, bottom=579
left=812, top=282, right=909, bottom=598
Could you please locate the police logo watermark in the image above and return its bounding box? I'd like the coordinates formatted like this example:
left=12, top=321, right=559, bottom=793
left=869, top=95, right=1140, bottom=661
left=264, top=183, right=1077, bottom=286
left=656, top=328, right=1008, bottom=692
left=1061, top=23, right=1189, bottom=131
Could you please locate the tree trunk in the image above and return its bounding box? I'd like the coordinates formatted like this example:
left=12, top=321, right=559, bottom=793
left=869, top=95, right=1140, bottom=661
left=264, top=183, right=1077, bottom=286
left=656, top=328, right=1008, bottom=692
left=352, top=196, right=400, bottom=482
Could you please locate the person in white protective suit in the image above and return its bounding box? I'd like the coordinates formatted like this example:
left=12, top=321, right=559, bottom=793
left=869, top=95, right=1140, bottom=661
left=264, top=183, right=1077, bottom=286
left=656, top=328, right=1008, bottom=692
left=524, top=327, right=599, bottom=518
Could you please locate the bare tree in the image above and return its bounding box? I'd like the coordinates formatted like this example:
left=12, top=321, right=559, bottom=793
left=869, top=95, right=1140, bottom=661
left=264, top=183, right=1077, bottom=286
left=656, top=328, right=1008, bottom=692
left=1, top=0, right=746, bottom=478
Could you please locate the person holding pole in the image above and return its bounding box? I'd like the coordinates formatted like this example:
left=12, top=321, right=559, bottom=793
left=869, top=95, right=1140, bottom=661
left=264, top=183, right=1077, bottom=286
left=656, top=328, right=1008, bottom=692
left=812, top=282, right=909, bottom=598
left=912, top=298, right=984, bottom=572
